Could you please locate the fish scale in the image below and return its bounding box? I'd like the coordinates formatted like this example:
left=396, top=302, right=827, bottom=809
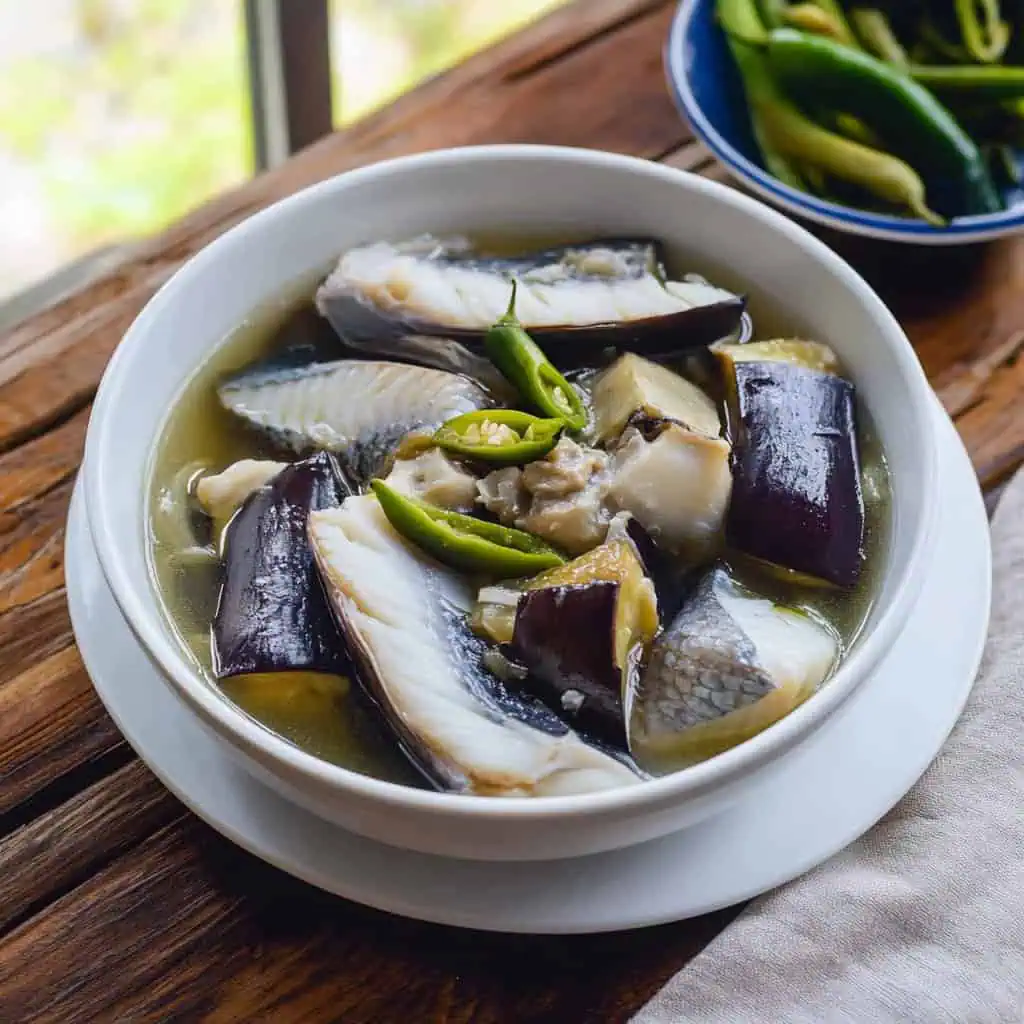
left=218, top=358, right=494, bottom=484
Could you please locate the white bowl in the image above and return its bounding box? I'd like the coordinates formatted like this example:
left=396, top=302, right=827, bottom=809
left=83, top=145, right=939, bottom=861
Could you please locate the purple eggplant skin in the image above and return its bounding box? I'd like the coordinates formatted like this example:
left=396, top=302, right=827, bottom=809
left=320, top=291, right=748, bottom=373
left=510, top=582, right=635, bottom=750
left=212, top=451, right=353, bottom=680
left=726, top=361, right=865, bottom=588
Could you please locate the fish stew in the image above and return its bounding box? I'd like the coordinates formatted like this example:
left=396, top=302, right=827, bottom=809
left=148, top=235, right=889, bottom=797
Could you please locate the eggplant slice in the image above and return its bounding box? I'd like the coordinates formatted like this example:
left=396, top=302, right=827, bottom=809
left=212, top=451, right=352, bottom=680
left=632, top=567, right=838, bottom=765
left=217, top=358, right=495, bottom=484
left=315, top=236, right=748, bottom=371
left=509, top=531, right=659, bottom=750
left=717, top=346, right=865, bottom=588
left=308, top=494, right=639, bottom=796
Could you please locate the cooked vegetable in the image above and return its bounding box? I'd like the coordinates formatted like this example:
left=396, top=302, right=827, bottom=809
left=850, top=8, right=908, bottom=63
left=217, top=357, right=494, bottom=483
left=717, top=350, right=865, bottom=588
left=212, top=451, right=352, bottom=680
left=766, top=28, right=1003, bottom=218
left=370, top=480, right=566, bottom=577
left=712, top=337, right=841, bottom=373
left=717, top=0, right=1022, bottom=223
left=911, top=65, right=1024, bottom=103
left=433, top=409, right=564, bottom=465
left=633, top=567, right=837, bottom=763
left=484, top=283, right=588, bottom=431
left=954, top=0, right=1009, bottom=63
left=510, top=534, right=659, bottom=750
left=718, top=0, right=946, bottom=224
left=149, top=227, right=890, bottom=792
left=591, top=352, right=722, bottom=444
left=308, top=494, right=639, bottom=795
left=194, top=459, right=287, bottom=543
left=781, top=2, right=850, bottom=40
left=315, top=236, right=747, bottom=373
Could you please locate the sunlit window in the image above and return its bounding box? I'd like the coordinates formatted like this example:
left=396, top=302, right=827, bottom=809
left=0, top=0, right=567, bottom=303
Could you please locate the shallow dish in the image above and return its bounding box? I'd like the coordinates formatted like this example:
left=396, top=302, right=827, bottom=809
left=666, top=0, right=1024, bottom=245
left=83, top=144, right=939, bottom=861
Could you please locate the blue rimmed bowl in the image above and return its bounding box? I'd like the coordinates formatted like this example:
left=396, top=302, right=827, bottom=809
left=666, top=0, right=1024, bottom=245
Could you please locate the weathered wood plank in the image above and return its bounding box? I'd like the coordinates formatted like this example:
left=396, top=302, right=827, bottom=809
left=0, top=759, right=182, bottom=935
left=0, top=811, right=739, bottom=1023
left=0, top=644, right=126, bottom=824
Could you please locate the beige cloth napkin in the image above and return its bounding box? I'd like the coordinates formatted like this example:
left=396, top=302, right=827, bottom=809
left=634, top=471, right=1024, bottom=1024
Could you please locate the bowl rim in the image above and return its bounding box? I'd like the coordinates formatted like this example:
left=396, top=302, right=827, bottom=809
left=83, top=143, right=940, bottom=821
left=666, top=0, right=1024, bottom=246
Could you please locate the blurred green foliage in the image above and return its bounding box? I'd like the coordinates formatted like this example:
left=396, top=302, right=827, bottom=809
left=0, top=0, right=563, bottom=293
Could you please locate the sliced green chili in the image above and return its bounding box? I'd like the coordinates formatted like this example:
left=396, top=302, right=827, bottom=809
left=433, top=409, right=564, bottom=466
left=371, top=480, right=567, bottom=576
left=483, top=283, right=588, bottom=432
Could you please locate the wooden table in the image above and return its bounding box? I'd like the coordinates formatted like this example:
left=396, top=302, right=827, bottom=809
left=1, top=1, right=1020, bottom=1019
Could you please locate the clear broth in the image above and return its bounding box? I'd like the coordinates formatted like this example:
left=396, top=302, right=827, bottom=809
left=146, top=246, right=890, bottom=788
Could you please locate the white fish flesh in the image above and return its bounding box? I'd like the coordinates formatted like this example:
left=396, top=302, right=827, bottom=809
left=607, top=421, right=732, bottom=557
left=308, top=494, right=639, bottom=796
left=218, top=359, right=494, bottom=483
left=315, top=236, right=747, bottom=371
left=382, top=448, right=479, bottom=512
left=632, top=567, right=838, bottom=763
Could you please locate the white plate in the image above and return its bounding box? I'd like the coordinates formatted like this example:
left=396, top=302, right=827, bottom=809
left=66, top=402, right=990, bottom=935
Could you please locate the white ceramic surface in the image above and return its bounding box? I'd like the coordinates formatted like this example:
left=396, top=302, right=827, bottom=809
left=82, top=145, right=939, bottom=861
left=67, top=401, right=989, bottom=933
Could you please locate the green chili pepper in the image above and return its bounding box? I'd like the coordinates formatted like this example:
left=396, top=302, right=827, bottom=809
left=718, top=0, right=945, bottom=223
left=766, top=28, right=1004, bottom=218
left=370, top=480, right=566, bottom=576
left=483, top=283, right=588, bottom=432
left=433, top=409, right=564, bottom=466
left=910, top=64, right=1024, bottom=103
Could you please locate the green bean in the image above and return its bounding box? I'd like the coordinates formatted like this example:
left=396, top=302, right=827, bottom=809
left=756, top=96, right=946, bottom=224
left=717, top=0, right=944, bottom=223
left=767, top=28, right=1003, bottom=217
left=719, top=0, right=807, bottom=188
left=850, top=8, right=908, bottom=64
left=805, top=0, right=860, bottom=46
left=955, top=0, right=1009, bottom=64
left=757, top=0, right=788, bottom=28
left=911, top=64, right=1024, bottom=103
left=782, top=3, right=849, bottom=39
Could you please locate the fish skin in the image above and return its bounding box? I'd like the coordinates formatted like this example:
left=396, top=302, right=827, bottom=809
left=634, top=568, right=837, bottom=752
left=308, top=495, right=640, bottom=796
left=218, top=359, right=494, bottom=483
left=639, top=572, right=774, bottom=734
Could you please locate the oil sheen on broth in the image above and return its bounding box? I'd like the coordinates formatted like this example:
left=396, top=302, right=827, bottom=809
left=147, top=239, right=890, bottom=790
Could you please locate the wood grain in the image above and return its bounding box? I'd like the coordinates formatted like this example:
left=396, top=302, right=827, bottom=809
left=0, top=0, right=1017, bottom=1019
